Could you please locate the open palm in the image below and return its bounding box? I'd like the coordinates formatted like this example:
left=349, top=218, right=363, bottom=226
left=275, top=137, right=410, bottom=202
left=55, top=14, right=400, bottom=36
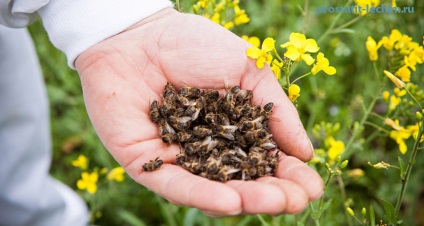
left=75, top=8, right=323, bottom=216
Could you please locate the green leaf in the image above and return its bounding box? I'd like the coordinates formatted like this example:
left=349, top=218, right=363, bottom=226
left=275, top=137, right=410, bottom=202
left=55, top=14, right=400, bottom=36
left=398, top=156, right=405, bottom=179
left=116, top=208, right=147, bottom=226
left=369, top=205, right=375, bottom=226
left=380, top=198, right=397, bottom=224
left=183, top=208, right=198, bottom=226
left=312, top=199, right=333, bottom=219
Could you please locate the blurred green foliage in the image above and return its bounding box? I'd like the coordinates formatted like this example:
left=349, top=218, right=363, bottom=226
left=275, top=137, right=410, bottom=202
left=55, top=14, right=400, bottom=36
left=28, top=0, right=423, bottom=225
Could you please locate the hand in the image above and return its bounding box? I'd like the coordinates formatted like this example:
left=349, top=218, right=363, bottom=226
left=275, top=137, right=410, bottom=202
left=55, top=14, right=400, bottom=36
left=75, top=8, right=323, bottom=217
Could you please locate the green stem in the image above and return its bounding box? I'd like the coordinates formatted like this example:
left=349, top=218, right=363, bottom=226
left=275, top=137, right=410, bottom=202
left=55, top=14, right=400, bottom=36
left=317, top=0, right=353, bottom=43
left=292, top=72, right=312, bottom=84
left=395, top=119, right=424, bottom=217
left=363, top=121, right=390, bottom=134
left=175, top=0, right=181, bottom=12
left=302, top=0, right=310, bottom=34
left=337, top=175, right=353, bottom=226
left=342, top=97, right=378, bottom=159
left=257, top=214, right=271, bottom=226
left=373, top=62, right=381, bottom=85
left=405, top=88, right=423, bottom=111
left=333, top=14, right=362, bottom=31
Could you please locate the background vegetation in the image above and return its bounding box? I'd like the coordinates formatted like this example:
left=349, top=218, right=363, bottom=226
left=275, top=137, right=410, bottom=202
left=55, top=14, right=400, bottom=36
left=28, top=0, right=423, bottom=225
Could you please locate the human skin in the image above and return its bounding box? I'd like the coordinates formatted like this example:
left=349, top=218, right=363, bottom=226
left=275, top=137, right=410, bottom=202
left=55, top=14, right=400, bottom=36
left=75, top=8, right=324, bottom=217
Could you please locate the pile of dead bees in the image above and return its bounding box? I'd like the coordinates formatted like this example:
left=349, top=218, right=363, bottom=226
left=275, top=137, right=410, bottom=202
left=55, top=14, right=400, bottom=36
left=148, top=83, right=279, bottom=182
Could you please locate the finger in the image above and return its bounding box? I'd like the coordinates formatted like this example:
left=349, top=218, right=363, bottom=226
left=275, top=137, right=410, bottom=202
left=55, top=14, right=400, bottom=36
left=256, top=177, right=309, bottom=214
left=241, top=64, right=314, bottom=162
left=225, top=180, right=286, bottom=215
left=275, top=154, right=324, bottom=201
left=134, top=164, right=242, bottom=215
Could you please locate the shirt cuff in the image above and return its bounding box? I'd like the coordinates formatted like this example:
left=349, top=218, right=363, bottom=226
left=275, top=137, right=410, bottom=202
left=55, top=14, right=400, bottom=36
left=38, top=0, right=174, bottom=69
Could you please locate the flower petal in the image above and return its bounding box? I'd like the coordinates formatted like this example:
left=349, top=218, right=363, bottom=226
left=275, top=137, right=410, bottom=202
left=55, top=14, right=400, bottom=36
left=304, top=39, right=320, bottom=53
left=301, top=54, right=315, bottom=65
left=262, top=38, right=276, bottom=52
left=324, top=66, right=336, bottom=75
left=246, top=47, right=261, bottom=59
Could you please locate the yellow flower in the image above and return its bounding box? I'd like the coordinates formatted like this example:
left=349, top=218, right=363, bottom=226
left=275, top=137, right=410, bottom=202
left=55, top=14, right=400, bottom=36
left=407, top=123, right=424, bottom=142
left=281, top=32, right=319, bottom=65
left=390, top=128, right=411, bottom=154
left=326, top=136, right=345, bottom=161
left=233, top=5, right=250, bottom=25
left=72, top=155, right=88, bottom=170
left=395, top=66, right=411, bottom=82
left=271, top=59, right=283, bottom=80
left=384, top=70, right=405, bottom=88
left=223, top=21, right=234, bottom=29
left=211, top=12, right=220, bottom=24
left=288, top=84, right=300, bottom=102
left=389, top=95, right=401, bottom=111
left=403, top=55, right=417, bottom=71
left=107, top=167, right=125, bottom=182
left=77, top=171, right=98, bottom=194
left=246, top=37, right=275, bottom=69
left=382, top=91, right=390, bottom=101
left=365, top=36, right=382, bottom=61
left=393, top=87, right=406, bottom=97
left=354, top=0, right=380, bottom=15
left=394, top=34, right=412, bottom=52
left=410, top=46, right=424, bottom=64
left=242, top=35, right=260, bottom=48
left=380, top=29, right=402, bottom=51
left=311, top=52, right=336, bottom=75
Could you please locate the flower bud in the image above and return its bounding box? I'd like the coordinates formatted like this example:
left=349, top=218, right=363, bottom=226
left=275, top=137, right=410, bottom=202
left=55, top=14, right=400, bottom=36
left=341, top=160, right=349, bottom=169
left=325, top=163, right=331, bottom=169
left=346, top=207, right=355, bottom=216
left=417, top=111, right=423, bottom=121
left=336, top=156, right=341, bottom=163
left=361, top=207, right=366, bottom=217
left=384, top=70, right=405, bottom=88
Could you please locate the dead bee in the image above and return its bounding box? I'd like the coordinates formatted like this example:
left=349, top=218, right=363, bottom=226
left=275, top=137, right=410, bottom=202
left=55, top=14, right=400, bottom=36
left=260, top=102, right=274, bottom=118
left=178, top=84, right=202, bottom=98
left=163, top=82, right=176, bottom=100
left=228, top=105, right=245, bottom=121
left=177, top=131, right=194, bottom=143
left=197, top=136, right=219, bottom=156
left=185, top=98, right=204, bottom=120
left=206, top=155, right=222, bottom=174
left=193, top=125, right=213, bottom=138
left=214, top=166, right=240, bottom=182
left=230, top=85, right=240, bottom=94
left=204, top=112, right=217, bottom=125
left=221, top=91, right=235, bottom=113
left=168, top=116, right=192, bottom=131
left=149, top=100, right=161, bottom=123
left=181, top=162, right=206, bottom=174
left=247, top=151, right=266, bottom=166
left=216, top=114, right=230, bottom=126
left=235, top=90, right=253, bottom=105
left=244, top=129, right=268, bottom=143
left=204, top=89, right=220, bottom=103
left=213, top=125, right=238, bottom=140
left=158, top=119, right=176, bottom=135
left=176, top=153, right=187, bottom=165
left=256, top=139, right=277, bottom=151
left=176, top=95, right=194, bottom=106
left=239, top=116, right=264, bottom=132
left=142, top=157, right=163, bottom=172
left=184, top=142, right=199, bottom=155
left=162, top=133, right=177, bottom=145
left=159, top=102, right=175, bottom=116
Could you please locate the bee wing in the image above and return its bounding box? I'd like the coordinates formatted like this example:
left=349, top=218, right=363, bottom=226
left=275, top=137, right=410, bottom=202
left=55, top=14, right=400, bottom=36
left=220, top=132, right=235, bottom=141
left=223, top=125, right=238, bottom=132
left=179, top=116, right=192, bottom=123
left=165, top=121, right=176, bottom=134
left=191, top=109, right=201, bottom=121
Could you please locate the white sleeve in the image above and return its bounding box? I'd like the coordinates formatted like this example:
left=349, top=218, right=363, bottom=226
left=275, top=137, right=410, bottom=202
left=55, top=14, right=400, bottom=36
left=1, top=0, right=174, bottom=68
